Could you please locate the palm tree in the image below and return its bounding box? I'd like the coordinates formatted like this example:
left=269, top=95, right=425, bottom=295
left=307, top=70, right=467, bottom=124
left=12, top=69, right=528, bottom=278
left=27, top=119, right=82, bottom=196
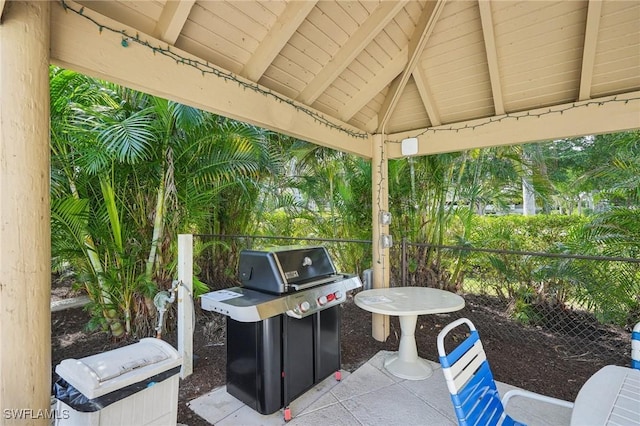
left=50, top=67, right=130, bottom=336
left=566, top=131, right=640, bottom=325
left=50, top=68, right=279, bottom=336
left=278, top=142, right=372, bottom=273
left=387, top=152, right=467, bottom=289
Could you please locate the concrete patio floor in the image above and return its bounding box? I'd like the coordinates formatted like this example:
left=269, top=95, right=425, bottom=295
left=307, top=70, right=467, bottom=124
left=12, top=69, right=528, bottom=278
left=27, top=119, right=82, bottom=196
left=188, top=350, right=573, bottom=426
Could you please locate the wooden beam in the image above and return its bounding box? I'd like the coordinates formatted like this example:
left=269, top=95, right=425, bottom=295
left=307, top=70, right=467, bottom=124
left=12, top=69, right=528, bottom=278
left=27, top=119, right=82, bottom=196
left=297, top=1, right=407, bottom=105
left=579, top=0, right=603, bottom=101
left=241, top=1, right=316, bottom=82
left=154, top=0, right=195, bottom=45
left=478, top=0, right=505, bottom=115
left=412, top=67, right=441, bottom=126
left=339, top=46, right=409, bottom=122
left=387, top=91, right=640, bottom=158
left=50, top=1, right=371, bottom=158
left=377, top=0, right=446, bottom=132
left=0, top=0, right=6, bottom=22
left=364, top=115, right=379, bottom=133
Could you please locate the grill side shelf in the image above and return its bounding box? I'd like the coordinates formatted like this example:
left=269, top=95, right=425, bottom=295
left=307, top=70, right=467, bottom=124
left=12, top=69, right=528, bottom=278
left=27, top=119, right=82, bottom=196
left=201, top=287, right=288, bottom=322
left=201, top=275, right=362, bottom=322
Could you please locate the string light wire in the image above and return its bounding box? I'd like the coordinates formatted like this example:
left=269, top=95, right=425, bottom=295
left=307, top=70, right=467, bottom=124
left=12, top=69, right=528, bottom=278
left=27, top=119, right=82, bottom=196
left=59, top=1, right=640, bottom=147
left=386, top=96, right=640, bottom=145
left=59, top=0, right=369, bottom=140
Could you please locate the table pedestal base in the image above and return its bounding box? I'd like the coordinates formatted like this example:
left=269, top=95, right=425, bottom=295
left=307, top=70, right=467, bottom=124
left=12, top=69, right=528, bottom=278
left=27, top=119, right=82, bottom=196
left=384, top=315, right=433, bottom=380
left=384, top=353, right=433, bottom=380
left=382, top=314, right=434, bottom=380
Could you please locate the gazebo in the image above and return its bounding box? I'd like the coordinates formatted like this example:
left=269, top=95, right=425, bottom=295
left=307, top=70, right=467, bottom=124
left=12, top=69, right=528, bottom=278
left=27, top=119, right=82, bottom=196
left=1, top=1, right=639, bottom=421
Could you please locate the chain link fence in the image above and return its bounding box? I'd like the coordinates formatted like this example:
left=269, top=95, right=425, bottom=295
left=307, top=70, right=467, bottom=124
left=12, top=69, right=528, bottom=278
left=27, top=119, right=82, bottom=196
left=196, top=234, right=636, bottom=368
left=392, top=240, right=637, bottom=367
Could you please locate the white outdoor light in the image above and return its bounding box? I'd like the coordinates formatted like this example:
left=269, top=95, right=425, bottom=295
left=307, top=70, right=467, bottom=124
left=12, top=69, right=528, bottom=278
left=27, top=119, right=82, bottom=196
left=380, top=234, right=393, bottom=249
left=379, top=210, right=392, bottom=225
left=401, top=137, right=418, bottom=156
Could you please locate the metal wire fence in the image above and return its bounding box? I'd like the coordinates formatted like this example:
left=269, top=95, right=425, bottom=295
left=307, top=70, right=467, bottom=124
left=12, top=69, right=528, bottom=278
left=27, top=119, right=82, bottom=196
left=393, top=239, right=637, bottom=367
left=195, top=234, right=636, bottom=368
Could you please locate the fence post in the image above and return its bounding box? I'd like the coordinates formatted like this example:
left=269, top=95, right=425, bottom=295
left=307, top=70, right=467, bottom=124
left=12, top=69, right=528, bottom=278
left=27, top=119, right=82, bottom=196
left=178, top=234, right=193, bottom=378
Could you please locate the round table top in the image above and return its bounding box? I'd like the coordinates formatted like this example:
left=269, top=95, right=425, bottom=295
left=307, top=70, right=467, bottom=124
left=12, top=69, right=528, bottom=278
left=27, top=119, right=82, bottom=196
left=354, top=286, right=465, bottom=316
left=570, top=365, right=640, bottom=426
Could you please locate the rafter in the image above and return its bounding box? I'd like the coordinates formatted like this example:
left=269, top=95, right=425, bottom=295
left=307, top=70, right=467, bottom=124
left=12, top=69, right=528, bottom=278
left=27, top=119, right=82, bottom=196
left=579, top=0, right=603, bottom=101
left=241, top=1, right=316, bottom=82
left=297, top=1, right=408, bottom=105
left=339, top=47, right=409, bottom=122
left=377, top=0, right=446, bottom=133
left=153, top=0, right=195, bottom=45
left=412, top=67, right=441, bottom=126
left=478, top=0, right=505, bottom=115
left=50, top=2, right=371, bottom=158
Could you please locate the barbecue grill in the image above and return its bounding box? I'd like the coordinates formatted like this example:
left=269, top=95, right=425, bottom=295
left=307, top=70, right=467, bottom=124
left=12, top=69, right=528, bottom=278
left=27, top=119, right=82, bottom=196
left=201, top=246, right=362, bottom=421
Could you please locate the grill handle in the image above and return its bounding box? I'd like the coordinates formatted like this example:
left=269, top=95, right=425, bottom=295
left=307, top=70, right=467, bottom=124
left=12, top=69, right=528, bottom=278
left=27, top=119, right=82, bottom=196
left=289, top=275, right=341, bottom=291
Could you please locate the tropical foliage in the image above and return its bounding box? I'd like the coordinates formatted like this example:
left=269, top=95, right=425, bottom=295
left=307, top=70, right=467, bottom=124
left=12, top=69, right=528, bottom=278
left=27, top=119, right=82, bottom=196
left=50, top=68, right=277, bottom=336
left=50, top=68, right=639, bottom=334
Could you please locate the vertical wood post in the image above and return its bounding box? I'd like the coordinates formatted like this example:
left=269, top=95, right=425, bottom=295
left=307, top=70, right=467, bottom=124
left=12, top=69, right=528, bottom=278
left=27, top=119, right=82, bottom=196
left=0, top=1, right=51, bottom=423
left=177, top=234, right=193, bottom=378
left=371, top=133, right=390, bottom=342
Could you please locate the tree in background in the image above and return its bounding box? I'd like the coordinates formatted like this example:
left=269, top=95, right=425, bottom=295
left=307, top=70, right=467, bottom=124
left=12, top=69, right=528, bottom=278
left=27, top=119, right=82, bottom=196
left=540, top=132, right=639, bottom=214
left=563, top=131, right=640, bottom=326
left=51, top=66, right=639, bottom=333
left=278, top=143, right=373, bottom=274
left=50, top=68, right=275, bottom=336
left=541, top=136, right=597, bottom=214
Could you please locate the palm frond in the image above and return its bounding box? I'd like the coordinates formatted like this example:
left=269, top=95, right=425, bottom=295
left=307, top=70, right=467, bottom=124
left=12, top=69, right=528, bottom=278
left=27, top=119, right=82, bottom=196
left=168, top=100, right=205, bottom=131
left=99, top=176, right=124, bottom=252
left=96, top=107, right=157, bottom=164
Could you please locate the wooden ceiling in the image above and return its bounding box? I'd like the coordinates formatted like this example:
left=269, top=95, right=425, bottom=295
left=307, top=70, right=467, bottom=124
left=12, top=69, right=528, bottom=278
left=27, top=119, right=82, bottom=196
left=49, top=0, right=640, bottom=158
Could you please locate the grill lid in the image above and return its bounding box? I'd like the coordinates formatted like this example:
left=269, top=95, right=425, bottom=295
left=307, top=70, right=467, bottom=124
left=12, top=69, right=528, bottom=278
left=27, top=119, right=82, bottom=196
left=239, top=246, right=337, bottom=293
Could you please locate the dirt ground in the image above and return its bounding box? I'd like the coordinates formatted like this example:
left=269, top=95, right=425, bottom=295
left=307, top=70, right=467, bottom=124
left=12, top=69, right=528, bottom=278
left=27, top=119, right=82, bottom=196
left=51, top=288, right=626, bottom=426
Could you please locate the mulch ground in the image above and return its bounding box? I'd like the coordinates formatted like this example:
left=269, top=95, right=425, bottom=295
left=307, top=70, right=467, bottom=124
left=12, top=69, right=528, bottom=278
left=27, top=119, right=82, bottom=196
left=51, top=290, right=628, bottom=426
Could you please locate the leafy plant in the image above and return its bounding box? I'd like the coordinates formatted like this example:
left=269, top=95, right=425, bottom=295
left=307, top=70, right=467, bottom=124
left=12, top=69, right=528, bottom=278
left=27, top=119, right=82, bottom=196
left=50, top=68, right=277, bottom=336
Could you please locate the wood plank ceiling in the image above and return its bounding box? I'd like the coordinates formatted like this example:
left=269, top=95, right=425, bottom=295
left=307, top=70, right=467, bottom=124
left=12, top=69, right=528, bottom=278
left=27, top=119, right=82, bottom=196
left=52, top=0, right=640, bottom=158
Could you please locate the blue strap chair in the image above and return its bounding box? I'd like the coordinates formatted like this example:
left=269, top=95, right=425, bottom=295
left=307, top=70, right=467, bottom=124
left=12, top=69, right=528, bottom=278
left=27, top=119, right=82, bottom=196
left=437, top=318, right=573, bottom=426
left=633, top=322, right=640, bottom=370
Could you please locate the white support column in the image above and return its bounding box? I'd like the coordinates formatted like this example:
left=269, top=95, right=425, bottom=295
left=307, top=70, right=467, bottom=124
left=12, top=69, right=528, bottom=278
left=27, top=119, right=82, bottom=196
left=0, top=1, right=51, bottom=424
left=371, top=134, right=390, bottom=342
left=177, top=234, right=194, bottom=378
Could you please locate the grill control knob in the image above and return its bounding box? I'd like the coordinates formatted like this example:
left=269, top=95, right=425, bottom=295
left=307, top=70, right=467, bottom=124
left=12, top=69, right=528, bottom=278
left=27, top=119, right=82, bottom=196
left=299, top=301, right=311, bottom=313
left=334, top=291, right=343, bottom=300
left=317, top=295, right=328, bottom=306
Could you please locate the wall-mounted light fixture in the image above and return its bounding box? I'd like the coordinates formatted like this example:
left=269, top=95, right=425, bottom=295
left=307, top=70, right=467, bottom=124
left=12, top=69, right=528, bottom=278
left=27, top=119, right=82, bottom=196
left=380, top=234, right=393, bottom=249
left=401, top=137, right=418, bottom=156
left=379, top=210, right=392, bottom=225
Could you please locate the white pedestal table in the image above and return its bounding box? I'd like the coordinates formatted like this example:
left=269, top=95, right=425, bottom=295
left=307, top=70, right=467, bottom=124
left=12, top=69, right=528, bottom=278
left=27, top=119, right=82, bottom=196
left=354, top=287, right=465, bottom=380
left=570, top=365, right=640, bottom=425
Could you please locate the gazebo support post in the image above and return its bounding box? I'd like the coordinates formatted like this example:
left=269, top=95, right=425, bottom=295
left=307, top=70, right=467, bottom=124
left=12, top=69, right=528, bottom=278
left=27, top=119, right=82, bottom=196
left=0, top=1, right=51, bottom=424
left=371, top=133, right=390, bottom=342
